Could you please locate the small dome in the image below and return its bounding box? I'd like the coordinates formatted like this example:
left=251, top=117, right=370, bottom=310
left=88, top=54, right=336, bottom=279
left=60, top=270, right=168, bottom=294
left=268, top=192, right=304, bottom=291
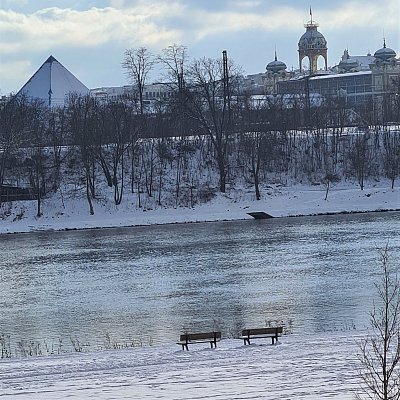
left=374, top=40, right=397, bottom=61
left=298, top=24, right=327, bottom=50
left=266, top=52, right=287, bottom=73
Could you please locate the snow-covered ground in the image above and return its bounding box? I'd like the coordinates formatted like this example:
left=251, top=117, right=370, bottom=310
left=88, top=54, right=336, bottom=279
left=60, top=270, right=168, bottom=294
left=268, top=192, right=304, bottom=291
left=0, top=330, right=363, bottom=400
left=0, top=181, right=398, bottom=234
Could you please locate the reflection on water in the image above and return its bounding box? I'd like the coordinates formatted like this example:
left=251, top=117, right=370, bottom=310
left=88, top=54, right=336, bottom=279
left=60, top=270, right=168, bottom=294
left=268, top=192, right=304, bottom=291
left=0, top=212, right=399, bottom=350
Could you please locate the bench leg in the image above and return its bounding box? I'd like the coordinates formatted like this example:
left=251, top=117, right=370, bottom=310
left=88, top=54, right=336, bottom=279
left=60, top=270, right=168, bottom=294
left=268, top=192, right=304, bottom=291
left=182, top=343, right=188, bottom=351
left=244, top=338, right=250, bottom=345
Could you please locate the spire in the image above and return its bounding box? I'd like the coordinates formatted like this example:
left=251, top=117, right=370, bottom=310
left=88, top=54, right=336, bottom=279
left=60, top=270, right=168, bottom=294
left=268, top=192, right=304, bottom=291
left=383, top=38, right=386, bottom=48
left=274, top=46, right=277, bottom=61
left=310, top=5, right=313, bottom=24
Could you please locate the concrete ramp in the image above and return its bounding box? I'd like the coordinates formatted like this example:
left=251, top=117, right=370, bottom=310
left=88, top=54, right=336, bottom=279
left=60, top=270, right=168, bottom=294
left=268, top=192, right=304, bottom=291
left=247, top=212, right=273, bottom=219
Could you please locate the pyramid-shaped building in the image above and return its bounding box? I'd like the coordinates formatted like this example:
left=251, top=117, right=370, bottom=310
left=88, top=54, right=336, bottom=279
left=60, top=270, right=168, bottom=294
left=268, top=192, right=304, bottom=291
left=17, top=55, right=89, bottom=107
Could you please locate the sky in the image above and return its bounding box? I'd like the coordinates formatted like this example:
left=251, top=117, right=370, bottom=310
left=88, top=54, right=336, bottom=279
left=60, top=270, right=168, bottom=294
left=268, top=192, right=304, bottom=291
left=0, top=0, right=399, bottom=95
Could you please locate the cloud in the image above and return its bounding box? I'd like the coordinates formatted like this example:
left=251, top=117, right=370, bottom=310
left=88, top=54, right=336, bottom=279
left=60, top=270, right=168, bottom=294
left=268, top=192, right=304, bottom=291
left=316, top=1, right=399, bottom=32
left=0, top=0, right=398, bottom=93
left=1, top=0, right=398, bottom=58
left=227, top=0, right=262, bottom=8
left=0, top=5, right=183, bottom=55
left=0, top=59, right=32, bottom=94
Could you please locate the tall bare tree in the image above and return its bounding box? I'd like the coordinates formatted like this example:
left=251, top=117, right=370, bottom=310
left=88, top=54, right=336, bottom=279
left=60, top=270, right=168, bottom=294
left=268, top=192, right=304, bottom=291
left=122, top=47, right=155, bottom=116
left=24, top=100, right=48, bottom=217
left=382, top=129, right=400, bottom=189
left=0, top=95, right=30, bottom=192
left=349, top=133, right=372, bottom=190
left=159, top=44, right=188, bottom=85
left=238, top=96, right=276, bottom=200
left=184, top=52, right=242, bottom=192
left=357, top=245, right=400, bottom=400
left=159, top=44, right=188, bottom=138
left=101, top=99, right=133, bottom=205
left=67, top=94, right=98, bottom=215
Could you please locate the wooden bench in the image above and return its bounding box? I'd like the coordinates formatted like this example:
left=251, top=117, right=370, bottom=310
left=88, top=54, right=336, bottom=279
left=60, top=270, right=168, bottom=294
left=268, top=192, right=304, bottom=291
left=177, top=331, right=222, bottom=351
left=241, top=327, right=283, bottom=345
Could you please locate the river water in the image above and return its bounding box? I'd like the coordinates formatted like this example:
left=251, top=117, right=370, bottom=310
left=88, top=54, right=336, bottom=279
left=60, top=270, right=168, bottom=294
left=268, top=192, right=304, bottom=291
left=0, top=212, right=399, bottom=352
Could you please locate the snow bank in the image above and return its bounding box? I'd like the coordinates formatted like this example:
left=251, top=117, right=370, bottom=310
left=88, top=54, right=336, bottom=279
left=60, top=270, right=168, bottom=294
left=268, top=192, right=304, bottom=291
left=0, top=330, right=363, bottom=399
left=0, top=182, right=398, bottom=234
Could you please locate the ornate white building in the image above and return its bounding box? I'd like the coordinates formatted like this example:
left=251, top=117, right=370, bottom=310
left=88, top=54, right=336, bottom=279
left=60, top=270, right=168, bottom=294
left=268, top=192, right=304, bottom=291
left=269, top=11, right=399, bottom=120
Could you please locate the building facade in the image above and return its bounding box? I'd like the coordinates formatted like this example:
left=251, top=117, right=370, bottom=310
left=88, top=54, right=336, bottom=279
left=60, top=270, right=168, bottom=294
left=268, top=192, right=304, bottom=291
left=269, top=15, right=399, bottom=122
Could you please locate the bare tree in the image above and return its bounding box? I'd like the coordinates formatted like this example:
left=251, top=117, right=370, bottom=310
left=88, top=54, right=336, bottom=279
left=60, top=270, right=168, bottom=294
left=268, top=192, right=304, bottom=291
left=159, top=44, right=188, bottom=85
left=357, top=245, right=400, bottom=400
left=382, top=129, right=400, bottom=189
left=24, top=100, right=48, bottom=217
left=122, top=47, right=155, bottom=116
left=67, top=94, right=98, bottom=215
left=104, top=99, right=132, bottom=205
left=349, top=133, right=372, bottom=190
left=159, top=44, right=188, bottom=139
left=238, top=96, right=277, bottom=200
left=184, top=52, right=243, bottom=192
left=0, top=95, right=30, bottom=192
left=47, top=106, right=67, bottom=193
left=322, top=172, right=340, bottom=200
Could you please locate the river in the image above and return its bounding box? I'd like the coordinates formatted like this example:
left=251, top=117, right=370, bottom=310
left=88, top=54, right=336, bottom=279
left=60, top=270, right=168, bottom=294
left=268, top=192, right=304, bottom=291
left=0, top=211, right=399, bottom=353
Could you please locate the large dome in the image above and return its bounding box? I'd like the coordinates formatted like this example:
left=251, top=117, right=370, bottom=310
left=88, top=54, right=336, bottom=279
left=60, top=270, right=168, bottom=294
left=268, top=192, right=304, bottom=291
left=298, top=24, right=327, bottom=50
left=374, top=40, right=397, bottom=61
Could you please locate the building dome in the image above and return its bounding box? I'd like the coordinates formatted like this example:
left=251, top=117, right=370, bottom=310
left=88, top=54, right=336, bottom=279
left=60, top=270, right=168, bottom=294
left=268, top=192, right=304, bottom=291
left=298, top=17, right=328, bottom=73
left=298, top=25, right=327, bottom=51
left=374, top=40, right=397, bottom=61
left=266, top=52, right=287, bottom=73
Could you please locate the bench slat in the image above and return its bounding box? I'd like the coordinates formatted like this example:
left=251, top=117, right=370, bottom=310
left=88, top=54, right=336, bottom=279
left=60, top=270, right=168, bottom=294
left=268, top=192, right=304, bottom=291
left=178, top=331, right=222, bottom=350
left=242, top=327, right=283, bottom=336
left=241, top=327, right=283, bottom=345
left=180, top=332, right=221, bottom=342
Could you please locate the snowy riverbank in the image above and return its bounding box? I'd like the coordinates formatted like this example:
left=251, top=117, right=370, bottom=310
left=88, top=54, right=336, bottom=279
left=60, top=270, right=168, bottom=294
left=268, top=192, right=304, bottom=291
left=0, top=330, right=363, bottom=400
left=0, top=181, right=399, bottom=234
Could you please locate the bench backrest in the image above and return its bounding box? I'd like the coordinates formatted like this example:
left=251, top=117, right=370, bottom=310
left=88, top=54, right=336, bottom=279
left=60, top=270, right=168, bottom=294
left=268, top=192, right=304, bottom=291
left=180, top=331, right=222, bottom=342
left=242, top=327, right=283, bottom=336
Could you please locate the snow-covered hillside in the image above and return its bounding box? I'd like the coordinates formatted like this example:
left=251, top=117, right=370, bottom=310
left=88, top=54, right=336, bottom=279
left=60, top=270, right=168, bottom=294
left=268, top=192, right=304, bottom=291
left=0, top=180, right=398, bottom=234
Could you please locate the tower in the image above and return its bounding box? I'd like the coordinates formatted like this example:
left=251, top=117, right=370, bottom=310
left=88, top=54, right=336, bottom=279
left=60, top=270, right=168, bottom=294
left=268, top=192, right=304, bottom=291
left=298, top=8, right=328, bottom=74
left=264, top=50, right=289, bottom=95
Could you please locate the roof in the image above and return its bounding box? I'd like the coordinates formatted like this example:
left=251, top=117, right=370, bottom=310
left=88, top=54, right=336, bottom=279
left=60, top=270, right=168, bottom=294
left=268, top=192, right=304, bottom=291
left=309, top=70, right=371, bottom=81
left=17, top=55, right=89, bottom=107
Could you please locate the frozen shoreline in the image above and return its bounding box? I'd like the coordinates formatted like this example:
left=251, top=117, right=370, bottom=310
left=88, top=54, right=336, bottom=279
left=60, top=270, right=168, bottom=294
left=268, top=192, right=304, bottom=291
left=0, top=330, right=364, bottom=399
left=0, top=182, right=399, bottom=235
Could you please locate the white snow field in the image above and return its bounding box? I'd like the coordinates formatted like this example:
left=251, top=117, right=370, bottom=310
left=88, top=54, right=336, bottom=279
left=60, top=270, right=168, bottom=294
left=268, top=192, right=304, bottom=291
left=0, top=182, right=398, bottom=234
left=0, top=330, right=363, bottom=400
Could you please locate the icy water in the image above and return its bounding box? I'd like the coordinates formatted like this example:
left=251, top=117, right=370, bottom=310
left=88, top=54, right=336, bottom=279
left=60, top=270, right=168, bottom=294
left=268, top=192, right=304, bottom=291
left=0, top=212, right=399, bottom=351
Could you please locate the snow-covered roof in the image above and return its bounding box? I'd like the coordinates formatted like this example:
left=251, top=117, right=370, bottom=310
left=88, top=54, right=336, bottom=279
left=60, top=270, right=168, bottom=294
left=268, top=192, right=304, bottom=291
left=347, top=55, right=375, bottom=69
left=17, top=55, right=89, bottom=107
left=309, top=70, right=371, bottom=80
